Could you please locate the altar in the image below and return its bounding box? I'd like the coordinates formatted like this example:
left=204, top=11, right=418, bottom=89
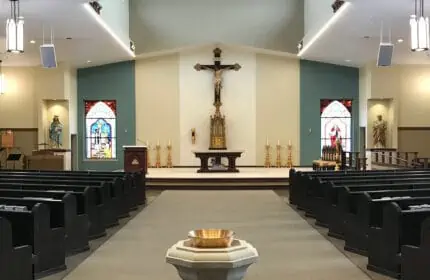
left=193, top=150, right=243, bottom=173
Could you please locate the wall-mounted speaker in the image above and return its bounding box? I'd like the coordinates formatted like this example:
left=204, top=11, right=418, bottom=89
left=40, top=44, right=57, bottom=68
left=377, top=43, right=394, bottom=67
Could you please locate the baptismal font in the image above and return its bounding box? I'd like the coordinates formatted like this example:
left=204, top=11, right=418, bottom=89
left=166, top=229, right=258, bottom=280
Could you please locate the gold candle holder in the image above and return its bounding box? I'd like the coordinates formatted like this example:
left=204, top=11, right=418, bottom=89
left=287, top=143, right=293, bottom=168
left=166, top=143, right=173, bottom=168
left=146, top=143, right=151, bottom=168
left=155, top=143, right=161, bottom=168
left=264, top=144, right=271, bottom=168
left=276, top=143, right=282, bottom=168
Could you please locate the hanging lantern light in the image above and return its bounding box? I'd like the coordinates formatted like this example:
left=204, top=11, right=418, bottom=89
left=410, top=0, right=430, bottom=51
left=6, top=0, right=24, bottom=53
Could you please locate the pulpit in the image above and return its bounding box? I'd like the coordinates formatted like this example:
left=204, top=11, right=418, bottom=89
left=123, top=145, right=147, bottom=174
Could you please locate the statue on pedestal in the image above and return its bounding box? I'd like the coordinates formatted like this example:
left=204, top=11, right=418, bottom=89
left=49, top=115, right=63, bottom=148
left=372, top=114, right=387, bottom=148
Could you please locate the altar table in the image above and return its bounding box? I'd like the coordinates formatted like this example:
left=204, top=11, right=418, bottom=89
left=193, top=150, right=243, bottom=173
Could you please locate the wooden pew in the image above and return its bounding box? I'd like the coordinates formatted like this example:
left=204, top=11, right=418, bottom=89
left=0, top=170, right=146, bottom=206
left=0, top=217, right=33, bottom=280
left=401, top=217, right=430, bottom=280
left=0, top=183, right=105, bottom=239
left=0, top=193, right=89, bottom=254
left=313, top=177, right=430, bottom=228
left=0, top=203, right=66, bottom=278
left=367, top=200, right=430, bottom=278
left=327, top=182, right=430, bottom=238
left=343, top=190, right=430, bottom=255
left=0, top=175, right=124, bottom=222
left=0, top=178, right=118, bottom=228
left=290, top=169, right=430, bottom=208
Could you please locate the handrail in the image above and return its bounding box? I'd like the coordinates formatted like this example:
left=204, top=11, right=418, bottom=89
left=371, top=150, right=418, bottom=168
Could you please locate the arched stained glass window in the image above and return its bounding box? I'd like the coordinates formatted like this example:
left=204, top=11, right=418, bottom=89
left=85, top=100, right=117, bottom=159
left=320, top=99, right=352, bottom=152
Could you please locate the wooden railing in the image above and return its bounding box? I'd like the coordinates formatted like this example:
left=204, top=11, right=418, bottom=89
left=342, top=152, right=367, bottom=170
left=370, top=149, right=418, bottom=168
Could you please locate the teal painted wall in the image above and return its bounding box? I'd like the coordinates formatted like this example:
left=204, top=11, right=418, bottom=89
left=77, top=61, right=136, bottom=171
left=300, top=60, right=359, bottom=165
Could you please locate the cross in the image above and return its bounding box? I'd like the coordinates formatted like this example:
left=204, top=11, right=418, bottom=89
left=194, top=48, right=241, bottom=107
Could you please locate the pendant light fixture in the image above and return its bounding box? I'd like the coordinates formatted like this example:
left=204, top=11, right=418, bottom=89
left=410, top=0, right=429, bottom=51
left=6, top=0, right=24, bottom=53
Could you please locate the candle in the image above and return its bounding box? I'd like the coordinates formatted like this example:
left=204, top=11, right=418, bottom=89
left=168, top=139, right=171, bottom=145
left=277, top=140, right=280, bottom=145
left=146, top=140, right=149, bottom=146
left=157, top=139, right=160, bottom=146
left=289, top=140, right=291, bottom=146
left=266, top=137, right=269, bottom=145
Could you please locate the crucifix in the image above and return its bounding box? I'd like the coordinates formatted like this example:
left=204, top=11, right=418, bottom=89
left=194, top=48, right=241, bottom=109
left=193, top=48, right=241, bottom=150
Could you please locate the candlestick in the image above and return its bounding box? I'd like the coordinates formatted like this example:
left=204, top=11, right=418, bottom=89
left=276, top=143, right=282, bottom=168
left=264, top=143, right=271, bottom=168
left=155, top=141, right=161, bottom=168
left=287, top=143, right=293, bottom=168
left=166, top=142, right=173, bottom=168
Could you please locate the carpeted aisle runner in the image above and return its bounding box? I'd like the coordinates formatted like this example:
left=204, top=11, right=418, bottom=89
left=63, top=190, right=370, bottom=280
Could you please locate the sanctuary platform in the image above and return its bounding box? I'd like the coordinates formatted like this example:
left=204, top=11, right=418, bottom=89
left=146, top=167, right=312, bottom=190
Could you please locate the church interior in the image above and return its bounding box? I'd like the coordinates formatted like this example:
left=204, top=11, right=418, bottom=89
left=2, top=0, right=430, bottom=279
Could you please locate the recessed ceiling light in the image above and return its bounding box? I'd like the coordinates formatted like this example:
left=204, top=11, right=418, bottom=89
left=87, top=60, right=92, bottom=63
left=30, top=40, right=36, bottom=44
left=345, top=59, right=351, bottom=62
left=397, top=38, right=404, bottom=43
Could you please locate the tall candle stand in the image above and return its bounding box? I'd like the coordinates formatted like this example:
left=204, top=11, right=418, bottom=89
left=166, top=143, right=173, bottom=168
left=276, top=143, right=282, bottom=168
left=146, top=143, right=152, bottom=168
left=286, top=143, right=293, bottom=168
left=264, top=143, right=271, bottom=168
left=155, top=143, right=161, bottom=168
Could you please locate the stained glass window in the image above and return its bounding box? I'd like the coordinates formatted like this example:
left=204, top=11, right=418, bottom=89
left=85, top=100, right=117, bottom=159
left=320, top=100, right=352, bottom=152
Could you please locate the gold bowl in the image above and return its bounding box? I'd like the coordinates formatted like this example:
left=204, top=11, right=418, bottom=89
left=188, top=229, right=235, bottom=248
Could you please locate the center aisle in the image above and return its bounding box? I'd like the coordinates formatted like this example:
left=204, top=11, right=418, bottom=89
left=64, top=190, right=371, bottom=280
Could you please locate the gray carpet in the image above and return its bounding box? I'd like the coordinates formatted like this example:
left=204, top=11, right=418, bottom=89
left=60, top=190, right=371, bottom=279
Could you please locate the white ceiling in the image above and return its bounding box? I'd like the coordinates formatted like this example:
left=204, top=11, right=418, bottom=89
left=302, top=0, right=430, bottom=67
left=130, top=0, right=304, bottom=55
left=0, top=0, right=131, bottom=67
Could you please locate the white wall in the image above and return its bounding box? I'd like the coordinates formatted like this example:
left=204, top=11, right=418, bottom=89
left=135, top=55, right=180, bottom=166
left=99, top=0, right=130, bottom=46
left=256, top=54, right=300, bottom=165
left=179, top=48, right=257, bottom=165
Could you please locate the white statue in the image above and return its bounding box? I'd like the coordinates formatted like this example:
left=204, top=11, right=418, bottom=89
left=373, top=114, right=387, bottom=148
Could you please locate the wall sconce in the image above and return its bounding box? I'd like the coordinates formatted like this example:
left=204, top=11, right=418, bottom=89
left=191, top=128, right=196, bottom=144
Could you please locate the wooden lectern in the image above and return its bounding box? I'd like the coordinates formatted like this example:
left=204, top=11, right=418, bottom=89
left=123, top=145, right=147, bottom=174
